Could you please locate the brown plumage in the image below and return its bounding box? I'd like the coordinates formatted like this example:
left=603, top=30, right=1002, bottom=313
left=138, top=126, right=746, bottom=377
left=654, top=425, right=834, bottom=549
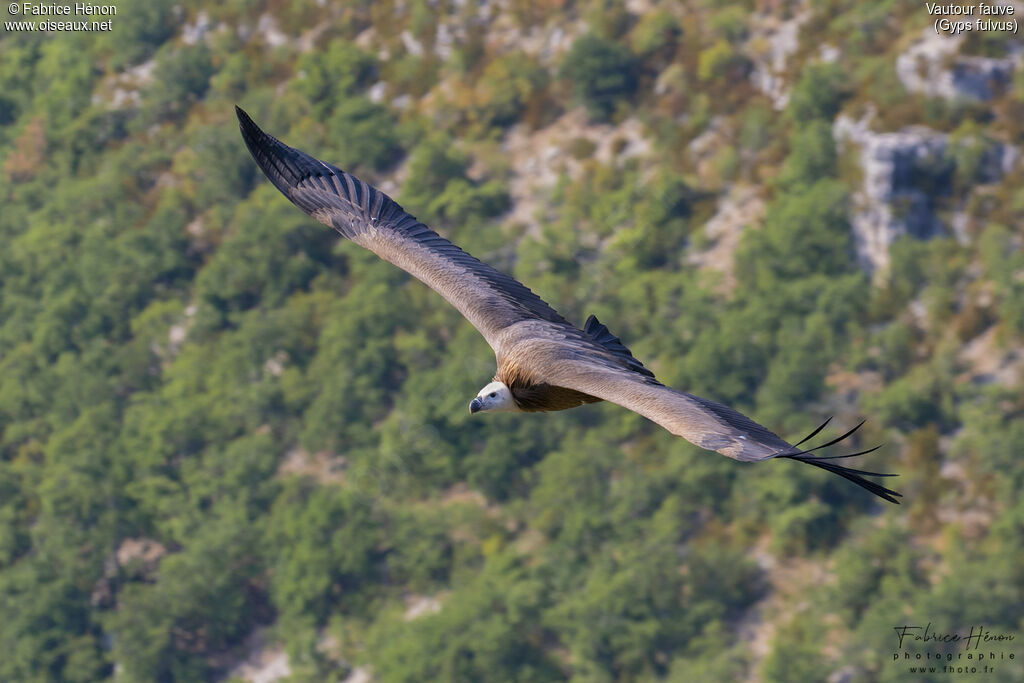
left=236, top=106, right=901, bottom=504
left=499, top=364, right=602, bottom=412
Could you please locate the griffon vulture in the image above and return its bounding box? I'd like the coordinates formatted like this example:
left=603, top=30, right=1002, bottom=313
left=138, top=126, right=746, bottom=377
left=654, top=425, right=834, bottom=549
left=235, top=106, right=900, bottom=504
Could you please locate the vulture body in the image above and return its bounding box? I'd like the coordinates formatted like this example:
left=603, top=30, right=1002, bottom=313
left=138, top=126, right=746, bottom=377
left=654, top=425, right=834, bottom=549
left=235, top=106, right=901, bottom=504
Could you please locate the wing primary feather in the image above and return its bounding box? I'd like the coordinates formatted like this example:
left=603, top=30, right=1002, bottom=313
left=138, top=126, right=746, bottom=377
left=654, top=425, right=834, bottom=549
left=786, top=456, right=902, bottom=504
left=796, top=461, right=897, bottom=478
left=792, top=416, right=832, bottom=447
left=344, top=172, right=359, bottom=206
left=236, top=105, right=320, bottom=199
left=798, top=444, right=884, bottom=460
left=797, top=419, right=867, bottom=454
left=778, top=420, right=899, bottom=503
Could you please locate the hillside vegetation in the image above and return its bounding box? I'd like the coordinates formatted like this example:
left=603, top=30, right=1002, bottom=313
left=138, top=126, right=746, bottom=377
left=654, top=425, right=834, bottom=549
left=1, top=1, right=1022, bottom=681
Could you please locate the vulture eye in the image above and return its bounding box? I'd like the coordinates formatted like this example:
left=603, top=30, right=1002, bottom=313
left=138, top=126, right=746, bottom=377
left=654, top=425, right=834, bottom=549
left=488, top=392, right=496, bottom=398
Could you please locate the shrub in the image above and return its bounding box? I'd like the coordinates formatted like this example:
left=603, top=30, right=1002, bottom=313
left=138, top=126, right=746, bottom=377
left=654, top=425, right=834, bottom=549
left=787, top=62, right=850, bottom=123
left=560, top=33, right=638, bottom=122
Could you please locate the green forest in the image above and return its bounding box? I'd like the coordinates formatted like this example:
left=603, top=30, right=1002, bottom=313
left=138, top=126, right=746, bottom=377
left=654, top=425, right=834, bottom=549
left=1, top=0, right=1022, bottom=681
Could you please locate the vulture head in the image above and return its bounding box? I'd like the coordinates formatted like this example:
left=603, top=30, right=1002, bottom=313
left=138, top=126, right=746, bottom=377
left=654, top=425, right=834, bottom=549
left=470, top=381, right=518, bottom=414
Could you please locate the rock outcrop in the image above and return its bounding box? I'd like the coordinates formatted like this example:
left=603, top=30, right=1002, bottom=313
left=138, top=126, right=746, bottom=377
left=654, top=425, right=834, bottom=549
left=835, top=114, right=1016, bottom=273
left=896, top=26, right=1022, bottom=102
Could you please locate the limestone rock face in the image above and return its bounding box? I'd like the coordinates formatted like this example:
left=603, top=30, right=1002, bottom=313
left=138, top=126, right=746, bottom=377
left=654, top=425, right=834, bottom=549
left=895, top=27, right=1022, bottom=102
left=835, top=115, right=1015, bottom=273
left=747, top=10, right=812, bottom=109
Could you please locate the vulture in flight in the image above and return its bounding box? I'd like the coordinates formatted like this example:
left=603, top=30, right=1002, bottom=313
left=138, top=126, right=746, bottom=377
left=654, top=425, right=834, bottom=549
left=235, top=106, right=900, bottom=504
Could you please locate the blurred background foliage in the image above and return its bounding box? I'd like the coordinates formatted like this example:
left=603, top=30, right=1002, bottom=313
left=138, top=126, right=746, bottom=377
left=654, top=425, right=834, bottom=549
left=0, top=0, right=1022, bottom=681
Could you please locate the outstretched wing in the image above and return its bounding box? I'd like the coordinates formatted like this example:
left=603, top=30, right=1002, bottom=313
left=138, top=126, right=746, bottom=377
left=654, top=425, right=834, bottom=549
left=530, top=349, right=792, bottom=461
left=526, top=345, right=901, bottom=503
left=236, top=106, right=570, bottom=352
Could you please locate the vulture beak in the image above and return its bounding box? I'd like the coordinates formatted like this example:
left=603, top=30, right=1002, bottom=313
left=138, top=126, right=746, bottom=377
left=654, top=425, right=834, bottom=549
left=469, top=398, right=483, bottom=414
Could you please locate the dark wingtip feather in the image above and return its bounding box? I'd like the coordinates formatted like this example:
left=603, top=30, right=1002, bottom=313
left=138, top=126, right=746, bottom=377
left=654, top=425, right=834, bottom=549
left=808, top=443, right=884, bottom=460
left=781, top=419, right=901, bottom=504
left=235, top=104, right=329, bottom=202
left=801, top=419, right=867, bottom=454
left=790, top=455, right=902, bottom=504
left=235, top=105, right=268, bottom=160
left=793, top=416, right=832, bottom=448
